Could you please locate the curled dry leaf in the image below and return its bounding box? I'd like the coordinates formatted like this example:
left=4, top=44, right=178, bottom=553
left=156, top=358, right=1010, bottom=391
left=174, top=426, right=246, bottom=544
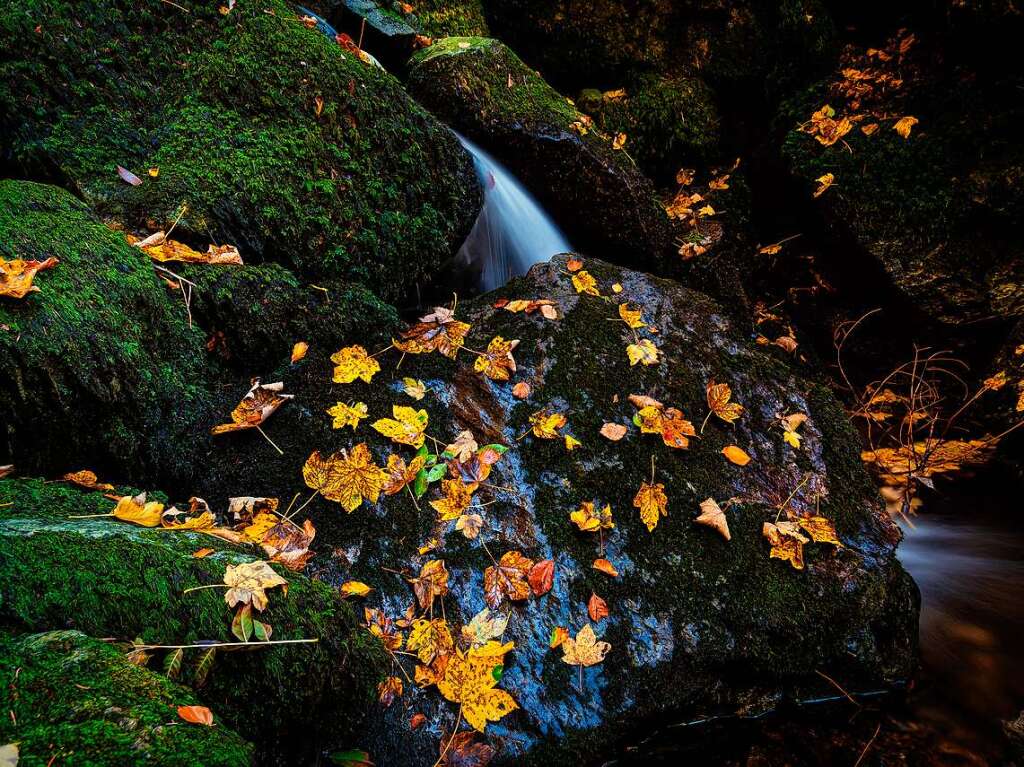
left=587, top=592, right=609, bottom=622
left=570, top=501, right=614, bottom=533
left=0, top=465, right=12, bottom=479
left=211, top=381, right=293, bottom=435
left=600, top=422, right=627, bottom=441
left=695, top=497, right=730, bottom=541
left=62, top=470, right=114, bottom=491
left=893, top=115, right=918, bottom=138
left=0, top=256, right=59, bottom=299
left=378, top=675, right=403, bottom=707
left=402, top=377, right=427, bottom=400
left=407, top=559, right=449, bottom=611
left=192, top=548, right=215, bottom=558
left=332, top=345, right=380, bottom=384
left=456, top=512, right=484, bottom=539
left=571, top=270, right=600, bottom=296
left=177, top=705, right=214, bottom=726
left=395, top=306, right=471, bottom=359
left=705, top=380, right=744, bottom=426
left=564, top=434, right=581, bottom=451
left=445, top=430, right=479, bottom=463
left=474, top=336, right=519, bottom=381
left=780, top=413, right=807, bottom=448
left=813, top=172, right=834, bottom=198
left=762, top=521, right=809, bottom=570
left=722, top=445, right=751, bottom=466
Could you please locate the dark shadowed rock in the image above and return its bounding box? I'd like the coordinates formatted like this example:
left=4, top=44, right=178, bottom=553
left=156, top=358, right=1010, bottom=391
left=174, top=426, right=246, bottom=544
left=407, top=38, right=675, bottom=271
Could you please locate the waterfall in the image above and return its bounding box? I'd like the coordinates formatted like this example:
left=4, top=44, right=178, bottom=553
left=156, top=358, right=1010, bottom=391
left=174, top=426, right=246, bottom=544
left=455, top=133, right=572, bottom=292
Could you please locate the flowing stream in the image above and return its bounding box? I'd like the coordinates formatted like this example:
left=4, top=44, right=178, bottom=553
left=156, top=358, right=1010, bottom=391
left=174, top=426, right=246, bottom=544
left=454, top=133, right=572, bottom=291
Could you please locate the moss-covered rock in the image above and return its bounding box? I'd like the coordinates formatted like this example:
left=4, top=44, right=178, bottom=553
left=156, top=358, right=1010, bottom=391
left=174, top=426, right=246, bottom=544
left=147, top=254, right=917, bottom=765
left=0, top=0, right=480, bottom=297
left=410, top=0, right=489, bottom=37
left=0, top=478, right=389, bottom=757
left=0, top=630, right=255, bottom=767
left=778, top=43, right=1024, bottom=327
left=407, top=37, right=674, bottom=271
left=0, top=180, right=217, bottom=480
left=576, top=74, right=721, bottom=187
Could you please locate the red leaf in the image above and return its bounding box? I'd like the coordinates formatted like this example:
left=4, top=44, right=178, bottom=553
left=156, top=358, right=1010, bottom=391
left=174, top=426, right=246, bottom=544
left=528, top=559, right=554, bottom=596
left=177, top=705, right=214, bottom=726
left=410, top=712, right=426, bottom=730
left=588, top=592, right=609, bottom=622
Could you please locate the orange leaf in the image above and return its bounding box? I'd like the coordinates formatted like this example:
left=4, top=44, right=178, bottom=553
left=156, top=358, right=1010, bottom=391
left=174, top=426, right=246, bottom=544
left=592, top=558, right=619, bottom=577
left=600, top=422, right=627, bottom=441
left=587, top=592, right=609, bottom=622
left=177, top=705, right=214, bottom=726
left=192, top=548, right=215, bottom=559
left=722, top=445, right=751, bottom=466
left=528, top=558, right=554, bottom=596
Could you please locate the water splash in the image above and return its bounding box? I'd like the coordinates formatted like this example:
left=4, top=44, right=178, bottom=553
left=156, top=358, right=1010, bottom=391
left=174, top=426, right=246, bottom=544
left=455, top=133, right=572, bottom=291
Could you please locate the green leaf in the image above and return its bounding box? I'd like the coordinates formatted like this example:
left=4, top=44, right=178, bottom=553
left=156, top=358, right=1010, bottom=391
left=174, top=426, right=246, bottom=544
left=413, top=468, right=428, bottom=499
left=329, top=750, right=374, bottom=767
left=253, top=619, right=273, bottom=642
left=232, top=604, right=254, bottom=642
left=480, top=444, right=508, bottom=455
left=163, top=648, right=183, bottom=680
left=193, top=647, right=216, bottom=688
left=425, top=464, right=447, bottom=483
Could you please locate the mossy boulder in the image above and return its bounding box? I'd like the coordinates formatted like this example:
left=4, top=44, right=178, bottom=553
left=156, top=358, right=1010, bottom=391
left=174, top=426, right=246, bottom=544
left=409, top=0, right=489, bottom=38
left=778, top=49, right=1024, bottom=327
left=0, top=630, right=255, bottom=767
left=407, top=37, right=674, bottom=271
left=0, top=478, right=389, bottom=758
left=150, top=255, right=917, bottom=765
left=0, top=180, right=218, bottom=480
left=0, top=0, right=480, bottom=298
left=576, top=74, right=721, bottom=187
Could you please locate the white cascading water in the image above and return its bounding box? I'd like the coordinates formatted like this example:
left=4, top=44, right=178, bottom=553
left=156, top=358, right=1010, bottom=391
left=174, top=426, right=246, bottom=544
left=454, top=133, right=572, bottom=291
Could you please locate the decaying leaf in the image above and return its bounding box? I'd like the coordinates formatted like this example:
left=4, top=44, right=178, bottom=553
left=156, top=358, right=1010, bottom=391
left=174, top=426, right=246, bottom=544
left=571, top=270, right=600, bottom=296
left=439, top=731, right=496, bottom=767
left=762, top=521, right=810, bottom=570
left=705, top=380, right=744, bottom=426
left=462, top=607, right=509, bottom=649
left=561, top=624, right=610, bottom=667
left=436, top=642, right=518, bottom=732
left=378, top=675, right=403, bottom=707
left=62, top=470, right=115, bottom=492
left=365, top=607, right=403, bottom=651
left=223, top=560, right=288, bottom=611
left=327, top=401, right=369, bottom=430
left=0, top=256, right=59, bottom=299
left=813, top=172, right=835, bottom=198
left=431, top=478, right=477, bottom=521
left=474, top=336, right=519, bottom=381
left=626, top=339, right=660, bottom=366
left=340, top=581, right=373, bottom=598
left=137, top=236, right=243, bottom=265
left=483, top=550, right=534, bottom=609
left=781, top=413, right=808, bottom=448
left=893, top=115, right=918, bottom=138
left=592, top=558, right=619, bottom=577
left=587, top=592, right=609, bottom=622
left=570, top=501, right=614, bottom=533
left=332, top=345, right=381, bottom=384
left=445, top=430, right=479, bottom=463
left=316, top=444, right=388, bottom=512
left=211, top=381, right=293, bottom=435
left=403, top=377, right=427, bottom=400
left=618, top=303, right=646, bottom=329
left=455, top=512, right=484, bottom=539
left=407, top=618, right=454, bottom=664
left=372, top=405, right=429, bottom=448
left=633, top=481, right=667, bottom=532
left=396, top=306, right=471, bottom=358
left=382, top=453, right=426, bottom=496
left=407, top=559, right=449, bottom=610
left=695, top=497, right=730, bottom=540
left=528, top=410, right=567, bottom=439
left=600, top=422, right=627, bottom=441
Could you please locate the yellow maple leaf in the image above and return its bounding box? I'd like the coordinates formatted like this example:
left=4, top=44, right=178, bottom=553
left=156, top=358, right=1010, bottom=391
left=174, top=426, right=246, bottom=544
left=797, top=516, right=841, bottom=546
left=407, top=618, right=454, bottom=664
left=626, top=338, right=660, bottom=366
left=612, top=132, right=627, bottom=150
left=893, top=115, right=918, bottom=139
left=326, top=401, right=369, bottom=430
left=474, top=336, right=519, bottom=381
left=340, top=581, right=373, bottom=598
left=407, top=559, right=450, bottom=611
left=0, top=257, right=59, bottom=298
left=437, top=642, right=518, bottom=732
left=528, top=410, right=567, bottom=439
left=618, top=303, right=646, bottom=329
left=402, top=377, right=427, bottom=400
left=561, top=624, right=611, bottom=667
left=572, top=270, right=600, bottom=296
left=331, top=345, right=380, bottom=384
left=372, top=405, right=428, bottom=448
left=382, top=453, right=426, bottom=496
left=633, top=481, right=667, bottom=532
left=223, top=560, right=288, bottom=611
left=564, top=434, right=581, bottom=450
left=762, top=521, right=809, bottom=570
left=320, top=443, right=387, bottom=512
left=570, top=501, right=614, bottom=532
left=704, top=380, right=744, bottom=427
left=430, top=478, right=477, bottom=520
left=813, top=173, right=835, bottom=198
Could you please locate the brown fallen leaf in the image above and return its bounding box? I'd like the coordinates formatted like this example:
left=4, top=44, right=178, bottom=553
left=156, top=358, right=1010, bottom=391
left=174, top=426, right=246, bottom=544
left=211, top=380, right=293, bottom=436
left=587, top=592, right=609, bottom=622
left=695, top=497, right=730, bottom=541
left=512, top=381, right=531, bottom=399
left=600, top=422, right=627, bottom=441
left=0, top=257, right=59, bottom=299
left=484, top=551, right=534, bottom=609
left=61, top=470, right=115, bottom=492
left=192, top=548, right=215, bottom=559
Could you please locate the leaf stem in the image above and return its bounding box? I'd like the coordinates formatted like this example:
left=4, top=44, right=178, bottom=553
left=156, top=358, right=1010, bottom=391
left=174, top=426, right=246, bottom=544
left=182, top=584, right=229, bottom=594
left=256, top=426, right=284, bottom=455
left=133, top=638, right=318, bottom=650
left=433, top=705, right=464, bottom=767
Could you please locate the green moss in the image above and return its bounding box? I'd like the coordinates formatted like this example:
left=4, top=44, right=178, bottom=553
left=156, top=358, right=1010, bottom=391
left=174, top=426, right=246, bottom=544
left=412, top=0, right=489, bottom=38
left=0, top=630, right=254, bottom=767
left=0, top=180, right=214, bottom=478
left=0, top=478, right=389, bottom=752
left=0, top=0, right=480, bottom=298
left=580, top=73, right=720, bottom=186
